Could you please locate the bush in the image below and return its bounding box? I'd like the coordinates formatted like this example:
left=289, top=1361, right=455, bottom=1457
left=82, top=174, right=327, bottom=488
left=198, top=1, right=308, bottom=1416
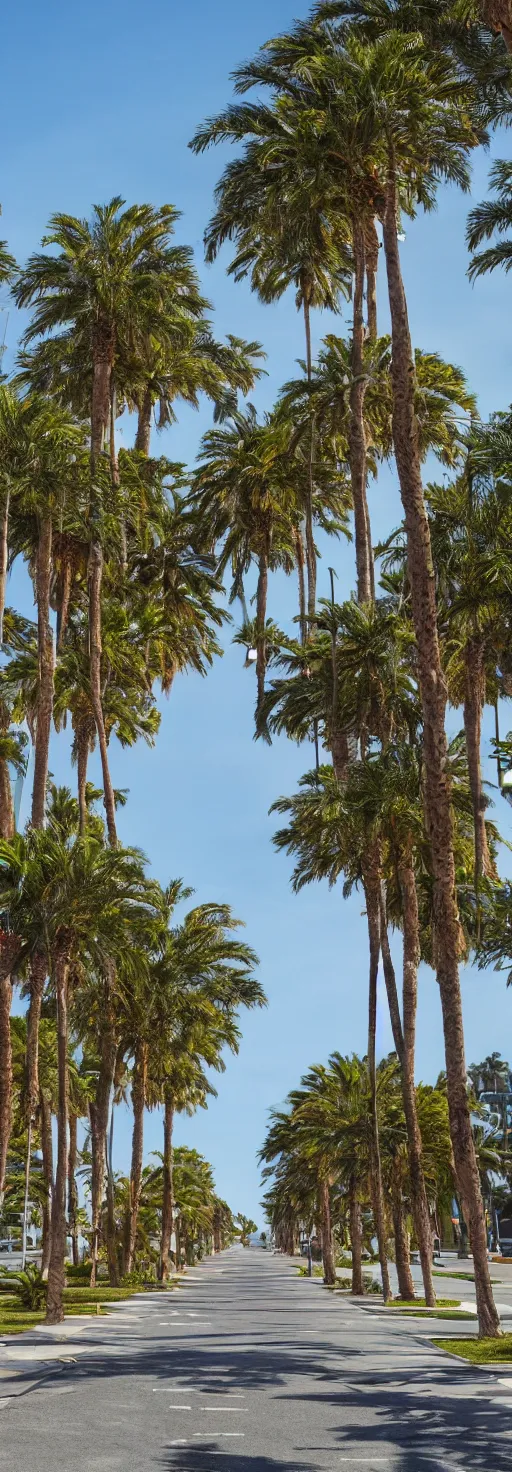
left=0, top=1264, right=47, bottom=1311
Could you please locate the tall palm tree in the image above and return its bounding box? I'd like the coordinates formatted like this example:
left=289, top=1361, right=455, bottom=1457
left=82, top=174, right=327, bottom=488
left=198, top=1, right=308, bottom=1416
left=0, top=830, right=161, bottom=1322
left=15, top=198, right=185, bottom=846
left=276, top=24, right=497, bottom=1337
left=193, top=407, right=298, bottom=710
left=191, top=114, right=352, bottom=620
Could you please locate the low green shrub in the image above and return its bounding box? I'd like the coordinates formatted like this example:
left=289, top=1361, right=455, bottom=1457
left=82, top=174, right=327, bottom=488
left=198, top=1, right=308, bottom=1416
left=0, top=1264, right=47, bottom=1311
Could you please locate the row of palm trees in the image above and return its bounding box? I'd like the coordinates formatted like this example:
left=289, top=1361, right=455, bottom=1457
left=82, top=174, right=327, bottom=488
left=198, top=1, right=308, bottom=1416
left=188, top=0, right=512, bottom=1337
left=261, top=1051, right=505, bottom=1295
left=3, top=1015, right=242, bottom=1275
left=0, top=202, right=268, bottom=1321
left=1, top=0, right=512, bottom=1343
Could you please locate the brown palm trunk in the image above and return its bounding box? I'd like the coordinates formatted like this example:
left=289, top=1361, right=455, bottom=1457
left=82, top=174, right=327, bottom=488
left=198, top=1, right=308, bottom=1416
left=378, top=886, right=404, bottom=1058
left=46, top=949, right=70, bottom=1324
left=135, top=386, right=153, bottom=455
left=57, top=554, right=72, bottom=651
left=256, top=551, right=269, bottom=713
left=382, top=165, right=499, bottom=1338
left=0, top=490, right=9, bottom=648
left=399, top=861, right=436, bottom=1306
left=40, top=1088, right=53, bottom=1277
left=463, top=638, right=493, bottom=884
left=89, top=1016, right=117, bottom=1287
left=24, top=952, right=47, bottom=1122
left=76, top=724, right=90, bottom=837
left=319, top=1178, right=336, bottom=1285
left=89, top=540, right=117, bottom=847
left=89, top=342, right=117, bottom=847
left=68, top=1112, right=79, bottom=1269
left=106, top=1098, right=120, bottom=1286
left=349, top=1178, right=364, bottom=1295
left=365, top=220, right=379, bottom=341
left=303, top=296, right=317, bottom=623
left=391, top=1161, right=415, bottom=1300
left=379, top=878, right=435, bottom=1305
left=349, top=221, right=373, bottom=605
left=32, top=514, right=54, bottom=829
left=365, top=868, right=392, bottom=1302
left=295, top=527, right=307, bottom=645
left=481, top=0, right=512, bottom=50
left=0, top=975, right=13, bottom=1203
left=0, top=755, right=14, bottom=841
left=159, top=1094, right=174, bottom=1282
left=124, top=1041, right=147, bottom=1276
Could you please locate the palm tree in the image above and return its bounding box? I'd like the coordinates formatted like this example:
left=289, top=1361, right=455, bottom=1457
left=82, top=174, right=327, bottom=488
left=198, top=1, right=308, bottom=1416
left=294, top=25, right=496, bottom=1337
left=0, top=829, right=161, bottom=1322
left=467, top=161, right=512, bottom=279
left=193, top=408, right=298, bottom=710
left=15, top=199, right=185, bottom=846
left=191, top=110, right=352, bottom=619
left=236, top=1214, right=257, bottom=1246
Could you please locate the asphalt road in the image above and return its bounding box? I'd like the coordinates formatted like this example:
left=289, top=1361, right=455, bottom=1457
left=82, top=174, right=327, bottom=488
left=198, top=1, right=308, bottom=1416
left=2, top=1246, right=512, bottom=1471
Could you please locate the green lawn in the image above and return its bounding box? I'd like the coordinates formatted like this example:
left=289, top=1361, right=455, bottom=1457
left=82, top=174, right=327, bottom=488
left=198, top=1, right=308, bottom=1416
left=390, top=1297, right=461, bottom=1308
left=433, top=1334, right=512, bottom=1362
left=432, top=1270, right=500, bottom=1284
left=0, top=1282, right=150, bottom=1336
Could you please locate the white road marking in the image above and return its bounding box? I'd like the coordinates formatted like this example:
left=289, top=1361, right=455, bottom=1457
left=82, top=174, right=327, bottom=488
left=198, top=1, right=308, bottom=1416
left=201, top=1406, right=247, bottom=1412
left=169, top=1405, right=192, bottom=1410
left=193, top=1432, right=245, bottom=1438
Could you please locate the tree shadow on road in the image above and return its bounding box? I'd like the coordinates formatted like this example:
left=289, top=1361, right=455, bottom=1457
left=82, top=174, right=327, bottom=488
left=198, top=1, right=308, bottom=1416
left=280, top=1376, right=512, bottom=1468
left=159, top=1448, right=319, bottom=1471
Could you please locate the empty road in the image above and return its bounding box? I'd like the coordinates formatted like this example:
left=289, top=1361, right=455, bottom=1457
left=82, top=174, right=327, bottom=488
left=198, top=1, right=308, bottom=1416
left=1, top=1247, right=512, bottom=1470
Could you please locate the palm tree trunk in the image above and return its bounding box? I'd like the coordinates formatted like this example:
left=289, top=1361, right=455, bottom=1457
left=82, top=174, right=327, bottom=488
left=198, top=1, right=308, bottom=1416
left=319, top=1178, right=336, bottom=1285
left=159, top=1093, right=174, bottom=1282
left=0, top=490, right=9, bottom=648
left=0, top=754, right=14, bottom=841
left=256, top=551, right=269, bottom=712
left=349, top=1178, right=364, bottom=1295
left=89, top=342, right=117, bottom=847
left=481, top=0, right=512, bottom=50
left=57, top=554, right=72, bottom=651
left=365, top=868, right=392, bottom=1302
left=378, top=886, right=404, bottom=1058
left=0, top=975, right=12, bottom=1204
left=294, top=527, right=307, bottom=645
left=32, top=514, right=54, bottom=829
left=379, top=879, right=435, bottom=1304
left=124, top=1041, right=147, bottom=1276
left=90, top=1016, right=117, bottom=1287
left=349, top=221, right=373, bottom=605
left=89, top=540, right=117, bottom=847
left=382, top=163, right=499, bottom=1338
left=68, top=1113, right=79, bottom=1269
left=76, top=724, right=90, bottom=837
left=46, top=950, right=69, bottom=1325
left=391, top=1162, right=415, bottom=1300
left=40, top=1088, right=53, bottom=1278
left=399, top=861, right=436, bottom=1307
left=464, top=637, right=493, bottom=884
left=24, top=952, right=47, bottom=1122
left=365, top=219, right=379, bottom=341
left=303, top=297, right=317, bottom=624
left=135, top=386, right=153, bottom=455
left=21, top=1116, right=32, bottom=1269
left=106, top=1097, right=120, bottom=1286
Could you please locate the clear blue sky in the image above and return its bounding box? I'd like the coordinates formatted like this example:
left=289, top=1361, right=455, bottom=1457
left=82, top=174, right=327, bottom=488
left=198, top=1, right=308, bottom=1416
left=3, top=0, right=512, bottom=1225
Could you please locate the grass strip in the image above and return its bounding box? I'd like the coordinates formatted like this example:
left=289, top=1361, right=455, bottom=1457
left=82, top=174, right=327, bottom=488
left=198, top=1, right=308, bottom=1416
left=432, top=1333, right=512, bottom=1362
left=432, top=1270, right=500, bottom=1284
left=389, top=1297, right=460, bottom=1308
